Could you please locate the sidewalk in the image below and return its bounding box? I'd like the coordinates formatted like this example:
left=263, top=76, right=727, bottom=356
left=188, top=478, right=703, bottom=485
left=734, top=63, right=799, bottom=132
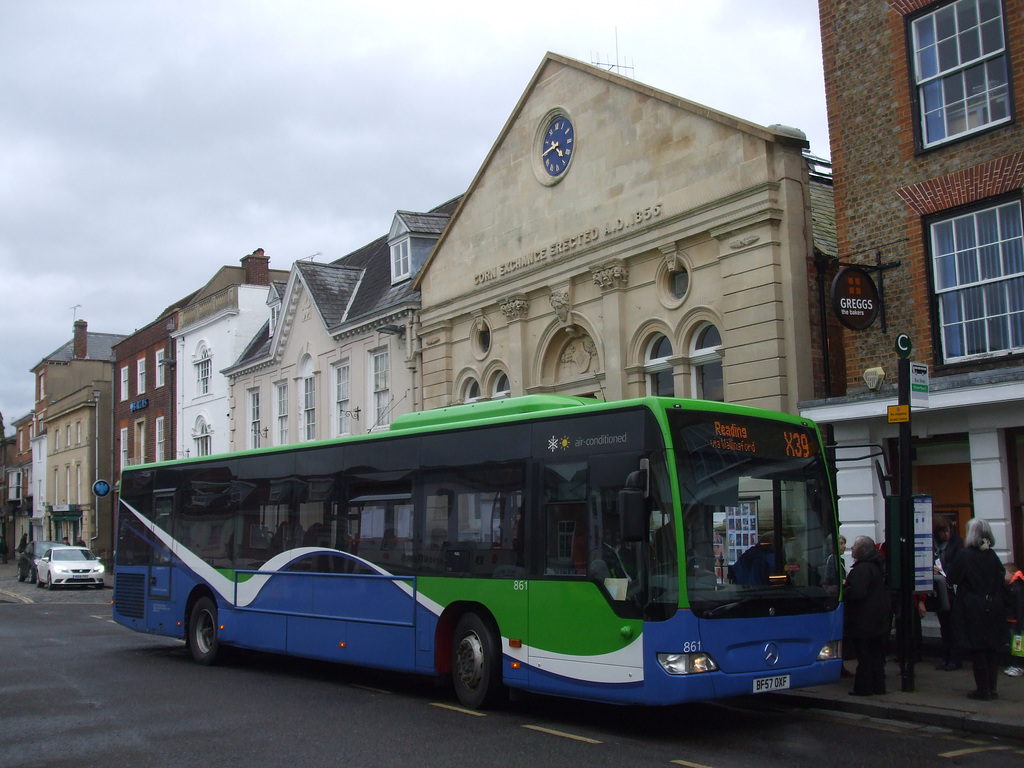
left=777, top=652, right=1024, bottom=740
left=2, top=558, right=1020, bottom=737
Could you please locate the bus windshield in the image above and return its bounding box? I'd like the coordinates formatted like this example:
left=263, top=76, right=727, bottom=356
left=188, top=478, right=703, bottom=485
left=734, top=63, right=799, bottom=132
left=667, top=408, right=839, bottom=619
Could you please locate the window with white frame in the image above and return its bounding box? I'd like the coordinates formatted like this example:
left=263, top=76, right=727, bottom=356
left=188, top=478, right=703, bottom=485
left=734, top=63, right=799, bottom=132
left=66, top=424, right=71, bottom=448
left=690, top=324, right=724, bottom=402
left=120, top=427, right=128, bottom=470
left=249, top=388, right=262, bottom=449
left=270, top=304, right=280, bottom=336
left=55, top=428, right=60, bottom=451
left=493, top=372, right=511, bottom=398
left=276, top=382, right=289, bottom=445
left=463, top=378, right=481, bottom=403
left=370, top=349, right=390, bottom=427
left=931, top=199, right=1024, bottom=362
left=300, top=356, right=316, bottom=442
left=75, top=464, right=81, bottom=505
left=194, top=416, right=212, bottom=457
left=120, top=365, right=129, bottom=401
left=334, top=360, right=351, bottom=436
left=390, top=238, right=411, bottom=283
left=644, top=333, right=675, bottom=397
left=195, top=345, right=212, bottom=396
left=137, top=356, right=146, bottom=395
left=155, top=349, right=166, bottom=387
left=76, top=421, right=81, bottom=445
left=911, top=0, right=1010, bottom=148
left=155, top=416, right=165, bottom=462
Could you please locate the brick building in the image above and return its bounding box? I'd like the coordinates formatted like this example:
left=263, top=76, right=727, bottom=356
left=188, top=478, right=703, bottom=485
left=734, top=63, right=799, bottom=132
left=805, top=0, right=1024, bottom=566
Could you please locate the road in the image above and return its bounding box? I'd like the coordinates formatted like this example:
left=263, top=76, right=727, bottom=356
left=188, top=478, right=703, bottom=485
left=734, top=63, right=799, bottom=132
left=1, top=587, right=1023, bottom=768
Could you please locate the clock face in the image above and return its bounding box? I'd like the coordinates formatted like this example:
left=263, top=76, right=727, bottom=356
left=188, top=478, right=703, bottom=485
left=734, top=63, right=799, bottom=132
left=541, top=116, right=575, bottom=177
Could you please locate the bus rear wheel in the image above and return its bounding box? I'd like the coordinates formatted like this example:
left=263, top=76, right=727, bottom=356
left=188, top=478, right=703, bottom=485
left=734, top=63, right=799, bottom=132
left=451, top=613, right=503, bottom=709
left=188, top=597, right=221, bottom=666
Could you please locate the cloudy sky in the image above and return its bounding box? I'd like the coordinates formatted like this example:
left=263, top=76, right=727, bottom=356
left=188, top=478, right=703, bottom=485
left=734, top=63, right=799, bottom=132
left=0, top=0, right=828, bottom=424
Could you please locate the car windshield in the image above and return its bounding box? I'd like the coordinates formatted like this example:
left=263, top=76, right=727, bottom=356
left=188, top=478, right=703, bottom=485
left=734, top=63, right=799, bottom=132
left=52, top=548, right=97, bottom=562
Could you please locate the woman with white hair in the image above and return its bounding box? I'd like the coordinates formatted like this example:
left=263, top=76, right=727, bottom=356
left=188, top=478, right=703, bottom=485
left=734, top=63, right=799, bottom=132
left=947, top=517, right=1006, bottom=701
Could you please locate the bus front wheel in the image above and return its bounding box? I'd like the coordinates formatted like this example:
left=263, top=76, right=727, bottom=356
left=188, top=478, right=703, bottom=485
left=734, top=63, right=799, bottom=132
left=188, top=597, right=221, bottom=666
left=451, top=613, right=503, bottom=709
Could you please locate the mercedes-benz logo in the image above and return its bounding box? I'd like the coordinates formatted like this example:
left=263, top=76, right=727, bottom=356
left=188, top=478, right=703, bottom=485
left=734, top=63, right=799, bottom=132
left=764, top=642, right=780, bottom=666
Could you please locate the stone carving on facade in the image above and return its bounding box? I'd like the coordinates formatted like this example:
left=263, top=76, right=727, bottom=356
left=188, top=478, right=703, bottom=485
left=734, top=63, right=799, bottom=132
left=728, top=233, right=760, bottom=249
left=591, top=261, right=629, bottom=290
left=549, top=288, right=571, bottom=325
left=558, top=334, right=598, bottom=379
left=500, top=295, right=530, bottom=321
left=659, top=242, right=684, bottom=271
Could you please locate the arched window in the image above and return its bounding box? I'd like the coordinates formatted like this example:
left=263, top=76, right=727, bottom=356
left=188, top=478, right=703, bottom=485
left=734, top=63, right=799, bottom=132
left=691, top=324, right=723, bottom=402
left=193, top=416, right=212, bottom=457
left=492, top=372, right=511, bottom=399
left=644, top=334, right=674, bottom=397
left=463, top=378, right=481, bottom=403
left=194, top=343, right=212, bottom=396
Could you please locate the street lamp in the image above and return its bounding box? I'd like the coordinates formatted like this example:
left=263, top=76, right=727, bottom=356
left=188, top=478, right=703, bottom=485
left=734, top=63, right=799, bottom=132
left=91, top=390, right=101, bottom=548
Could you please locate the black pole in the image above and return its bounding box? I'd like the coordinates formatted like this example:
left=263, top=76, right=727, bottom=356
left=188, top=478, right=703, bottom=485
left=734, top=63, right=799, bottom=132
left=898, top=356, right=915, bottom=692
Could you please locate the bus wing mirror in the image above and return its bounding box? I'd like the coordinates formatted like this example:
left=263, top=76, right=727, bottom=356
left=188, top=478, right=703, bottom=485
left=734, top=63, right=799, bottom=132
left=619, top=487, right=647, bottom=542
left=619, top=461, right=650, bottom=542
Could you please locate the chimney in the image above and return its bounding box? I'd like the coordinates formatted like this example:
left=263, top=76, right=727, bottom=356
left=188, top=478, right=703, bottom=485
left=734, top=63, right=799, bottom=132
left=73, top=320, right=88, bottom=359
left=241, top=248, right=270, bottom=286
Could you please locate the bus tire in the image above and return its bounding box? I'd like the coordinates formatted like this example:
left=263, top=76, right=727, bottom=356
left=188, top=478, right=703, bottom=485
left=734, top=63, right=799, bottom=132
left=188, top=597, right=221, bottom=666
left=451, top=613, right=503, bottom=710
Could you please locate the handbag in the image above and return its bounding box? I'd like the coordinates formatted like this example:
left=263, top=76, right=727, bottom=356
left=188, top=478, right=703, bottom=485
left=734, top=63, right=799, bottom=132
left=1012, top=633, right=1024, bottom=659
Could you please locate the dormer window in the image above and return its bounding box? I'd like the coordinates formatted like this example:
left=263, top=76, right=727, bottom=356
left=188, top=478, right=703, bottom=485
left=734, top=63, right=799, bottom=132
left=269, top=304, right=280, bottom=336
left=391, top=238, right=411, bottom=283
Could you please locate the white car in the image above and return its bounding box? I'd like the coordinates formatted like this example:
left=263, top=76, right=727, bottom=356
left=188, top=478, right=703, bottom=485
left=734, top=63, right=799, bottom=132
left=36, top=546, right=106, bottom=590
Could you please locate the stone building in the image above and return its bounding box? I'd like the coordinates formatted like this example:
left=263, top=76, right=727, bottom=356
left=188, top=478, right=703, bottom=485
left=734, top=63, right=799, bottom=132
left=225, top=200, right=459, bottom=449
left=416, top=53, right=833, bottom=414
left=806, top=0, right=1024, bottom=566
left=29, top=320, right=124, bottom=557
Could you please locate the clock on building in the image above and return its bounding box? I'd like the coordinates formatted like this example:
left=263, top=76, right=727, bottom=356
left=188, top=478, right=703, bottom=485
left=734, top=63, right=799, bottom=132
left=541, top=115, right=575, bottom=177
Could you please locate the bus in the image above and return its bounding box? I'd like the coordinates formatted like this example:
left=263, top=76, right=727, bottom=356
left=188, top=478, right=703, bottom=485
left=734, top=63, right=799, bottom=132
left=112, top=395, right=843, bottom=708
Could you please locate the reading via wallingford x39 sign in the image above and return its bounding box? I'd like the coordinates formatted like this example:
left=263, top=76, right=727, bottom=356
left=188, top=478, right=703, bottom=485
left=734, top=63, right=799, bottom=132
left=830, top=265, right=880, bottom=330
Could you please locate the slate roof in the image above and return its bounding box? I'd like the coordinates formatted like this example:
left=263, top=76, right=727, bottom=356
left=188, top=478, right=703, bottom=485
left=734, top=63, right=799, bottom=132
left=328, top=195, right=461, bottom=330
left=294, top=261, right=363, bottom=328
left=396, top=210, right=452, bottom=236
left=37, top=332, right=127, bottom=366
left=807, top=157, right=837, bottom=260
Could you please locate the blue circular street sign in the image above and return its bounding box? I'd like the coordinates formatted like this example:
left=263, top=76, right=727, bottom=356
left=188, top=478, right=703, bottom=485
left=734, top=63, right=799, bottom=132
left=92, top=479, right=111, bottom=497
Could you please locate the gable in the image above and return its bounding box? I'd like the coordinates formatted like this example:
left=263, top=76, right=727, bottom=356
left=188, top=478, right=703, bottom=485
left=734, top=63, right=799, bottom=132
left=417, top=53, right=806, bottom=307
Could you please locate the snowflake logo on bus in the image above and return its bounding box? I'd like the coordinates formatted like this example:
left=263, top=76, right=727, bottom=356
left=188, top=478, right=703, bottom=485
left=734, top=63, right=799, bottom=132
left=548, top=434, right=570, bottom=452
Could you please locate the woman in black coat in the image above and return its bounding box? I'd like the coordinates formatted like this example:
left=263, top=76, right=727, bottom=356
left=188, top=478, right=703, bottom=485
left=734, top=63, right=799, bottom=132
left=947, top=517, right=1006, bottom=700
left=844, top=536, right=890, bottom=696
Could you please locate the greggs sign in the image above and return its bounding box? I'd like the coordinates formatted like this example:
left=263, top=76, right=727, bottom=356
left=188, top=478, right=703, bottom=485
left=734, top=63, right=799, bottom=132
left=831, top=266, right=879, bottom=331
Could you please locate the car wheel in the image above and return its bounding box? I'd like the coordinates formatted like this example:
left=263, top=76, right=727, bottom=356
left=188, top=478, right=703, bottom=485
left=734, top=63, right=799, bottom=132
left=18, top=564, right=26, bottom=582
left=29, top=567, right=37, bottom=584
left=35, top=574, right=43, bottom=588
left=47, top=574, right=55, bottom=590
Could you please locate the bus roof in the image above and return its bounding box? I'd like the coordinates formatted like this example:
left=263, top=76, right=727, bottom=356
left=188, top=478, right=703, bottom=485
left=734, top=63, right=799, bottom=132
left=388, top=394, right=599, bottom=431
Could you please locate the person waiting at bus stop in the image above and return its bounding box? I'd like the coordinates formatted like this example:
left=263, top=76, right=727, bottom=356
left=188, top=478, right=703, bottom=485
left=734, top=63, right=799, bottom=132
left=844, top=535, right=890, bottom=696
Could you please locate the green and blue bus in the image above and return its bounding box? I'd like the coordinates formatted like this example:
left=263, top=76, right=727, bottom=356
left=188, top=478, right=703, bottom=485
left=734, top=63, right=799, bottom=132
left=112, top=395, right=843, bottom=708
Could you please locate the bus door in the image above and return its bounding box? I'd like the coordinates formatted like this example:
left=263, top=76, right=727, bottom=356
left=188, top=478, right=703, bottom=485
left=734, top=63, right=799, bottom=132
left=527, top=457, right=644, bottom=696
left=147, top=492, right=174, bottom=602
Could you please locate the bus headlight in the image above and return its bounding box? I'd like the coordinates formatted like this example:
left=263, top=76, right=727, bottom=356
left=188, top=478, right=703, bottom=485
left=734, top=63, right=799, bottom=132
left=657, top=652, right=719, bottom=675
left=817, top=641, right=842, bottom=661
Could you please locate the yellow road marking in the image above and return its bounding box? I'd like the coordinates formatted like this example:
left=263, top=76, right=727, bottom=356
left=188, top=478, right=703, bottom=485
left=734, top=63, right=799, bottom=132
left=521, top=724, right=601, bottom=743
left=429, top=702, right=486, bottom=717
left=939, top=746, right=1012, bottom=758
